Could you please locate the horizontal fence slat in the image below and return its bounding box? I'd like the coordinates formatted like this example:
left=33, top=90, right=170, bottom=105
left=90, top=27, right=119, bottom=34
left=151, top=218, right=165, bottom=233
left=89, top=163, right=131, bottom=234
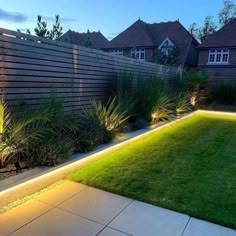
left=0, top=28, right=178, bottom=114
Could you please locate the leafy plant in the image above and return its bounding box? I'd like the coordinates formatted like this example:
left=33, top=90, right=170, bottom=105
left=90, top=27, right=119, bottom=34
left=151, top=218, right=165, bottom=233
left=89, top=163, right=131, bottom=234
left=0, top=97, right=51, bottom=168
left=22, top=97, right=76, bottom=166
left=28, top=135, right=74, bottom=166
left=183, top=71, right=208, bottom=86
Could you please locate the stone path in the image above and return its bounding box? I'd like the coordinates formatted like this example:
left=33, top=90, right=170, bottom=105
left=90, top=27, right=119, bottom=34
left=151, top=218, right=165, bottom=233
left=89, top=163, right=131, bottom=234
left=0, top=180, right=235, bottom=236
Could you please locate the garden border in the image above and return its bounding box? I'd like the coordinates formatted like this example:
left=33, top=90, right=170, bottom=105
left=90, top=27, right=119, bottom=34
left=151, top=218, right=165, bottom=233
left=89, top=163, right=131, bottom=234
left=0, top=110, right=235, bottom=208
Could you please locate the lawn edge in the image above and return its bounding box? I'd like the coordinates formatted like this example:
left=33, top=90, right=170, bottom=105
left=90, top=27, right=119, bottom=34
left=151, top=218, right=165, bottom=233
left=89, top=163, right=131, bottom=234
left=1, top=110, right=236, bottom=209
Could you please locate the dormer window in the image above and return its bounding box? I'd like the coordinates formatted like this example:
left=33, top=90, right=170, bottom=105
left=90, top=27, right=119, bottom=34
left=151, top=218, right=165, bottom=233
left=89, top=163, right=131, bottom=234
left=158, top=38, right=174, bottom=56
left=208, top=49, right=229, bottom=64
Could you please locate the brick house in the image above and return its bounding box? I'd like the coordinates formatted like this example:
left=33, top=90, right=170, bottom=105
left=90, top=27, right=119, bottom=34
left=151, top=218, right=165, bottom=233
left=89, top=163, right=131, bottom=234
left=102, top=19, right=199, bottom=67
left=198, top=18, right=236, bottom=80
left=58, top=30, right=109, bottom=50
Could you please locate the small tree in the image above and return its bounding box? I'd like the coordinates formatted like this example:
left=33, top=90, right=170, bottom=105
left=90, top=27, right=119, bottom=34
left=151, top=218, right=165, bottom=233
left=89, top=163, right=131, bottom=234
left=34, top=15, right=63, bottom=40
left=188, top=23, right=198, bottom=40
left=189, top=0, right=236, bottom=43
left=189, top=16, right=217, bottom=43
left=198, top=16, right=217, bottom=43
left=48, top=15, right=63, bottom=40
left=84, top=29, right=92, bottom=48
left=34, top=15, right=49, bottom=38
left=218, top=0, right=236, bottom=26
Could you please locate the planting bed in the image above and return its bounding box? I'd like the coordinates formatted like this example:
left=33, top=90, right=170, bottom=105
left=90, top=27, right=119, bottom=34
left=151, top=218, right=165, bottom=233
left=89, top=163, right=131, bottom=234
left=69, top=112, right=236, bottom=229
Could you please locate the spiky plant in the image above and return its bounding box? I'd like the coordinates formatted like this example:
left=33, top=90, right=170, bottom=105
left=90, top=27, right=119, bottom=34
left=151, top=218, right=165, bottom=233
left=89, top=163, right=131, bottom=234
left=175, top=93, right=192, bottom=115
left=151, top=93, right=175, bottom=123
left=74, top=97, right=130, bottom=151
left=91, top=96, right=130, bottom=132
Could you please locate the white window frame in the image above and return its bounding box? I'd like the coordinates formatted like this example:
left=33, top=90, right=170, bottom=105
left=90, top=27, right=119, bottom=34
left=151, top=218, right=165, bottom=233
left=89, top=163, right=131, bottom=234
left=158, top=37, right=175, bottom=56
left=111, top=49, right=123, bottom=56
left=132, top=48, right=145, bottom=61
left=208, top=49, right=229, bottom=64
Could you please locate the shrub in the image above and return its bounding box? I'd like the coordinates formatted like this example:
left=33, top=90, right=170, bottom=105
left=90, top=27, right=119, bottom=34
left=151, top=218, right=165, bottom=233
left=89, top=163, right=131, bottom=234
left=183, top=71, right=208, bottom=87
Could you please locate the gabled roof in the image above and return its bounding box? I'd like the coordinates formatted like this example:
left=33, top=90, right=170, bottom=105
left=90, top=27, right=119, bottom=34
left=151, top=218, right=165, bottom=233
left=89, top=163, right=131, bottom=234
left=148, top=21, right=197, bottom=63
left=103, top=19, right=198, bottom=65
left=198, top=18, right=236, bottom=48
left=105, top=19, right=156, bottom=48
left=57, top=30, right=109, bottom=49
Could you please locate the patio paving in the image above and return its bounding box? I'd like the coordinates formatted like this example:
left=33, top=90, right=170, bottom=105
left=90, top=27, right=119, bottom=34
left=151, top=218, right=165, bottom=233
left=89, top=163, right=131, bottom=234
left=0, top=180, right=235, bottom=236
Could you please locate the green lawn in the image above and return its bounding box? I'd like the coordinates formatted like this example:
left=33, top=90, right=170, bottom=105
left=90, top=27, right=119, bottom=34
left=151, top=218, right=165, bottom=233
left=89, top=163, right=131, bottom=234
left=68, top=113, right=236, bottom=229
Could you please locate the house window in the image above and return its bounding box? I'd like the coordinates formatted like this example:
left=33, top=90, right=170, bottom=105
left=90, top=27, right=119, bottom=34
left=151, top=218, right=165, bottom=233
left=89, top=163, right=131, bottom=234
left=111, top=49, right=123, bottom=56
left=131, top=48, right=145, bottom=60
left=208, top=49, right=229, bottom=64
left=161, top=47, right=173, bottom=56
left=159, top=38, right=175, bottom=56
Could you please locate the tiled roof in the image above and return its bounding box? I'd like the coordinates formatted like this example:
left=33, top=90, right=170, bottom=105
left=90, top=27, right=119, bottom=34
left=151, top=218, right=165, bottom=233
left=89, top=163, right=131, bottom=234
left=105, top=19, right=156, bottom=48
left=58, top=30, right=109, bottom=49
left=147, top=21, right=196, bottom=63
left=103, top=19, right=198, bottom=64
left=198, top=18, right=236, bottom=48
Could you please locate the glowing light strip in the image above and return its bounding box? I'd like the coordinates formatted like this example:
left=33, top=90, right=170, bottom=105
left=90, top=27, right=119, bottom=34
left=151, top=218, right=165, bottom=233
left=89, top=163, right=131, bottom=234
left=197, top=110, right=236, bottom=116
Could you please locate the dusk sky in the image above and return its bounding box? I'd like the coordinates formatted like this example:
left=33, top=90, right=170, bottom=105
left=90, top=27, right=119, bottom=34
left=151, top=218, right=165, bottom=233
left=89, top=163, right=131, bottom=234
left=0, top=0, right=230, bottom=39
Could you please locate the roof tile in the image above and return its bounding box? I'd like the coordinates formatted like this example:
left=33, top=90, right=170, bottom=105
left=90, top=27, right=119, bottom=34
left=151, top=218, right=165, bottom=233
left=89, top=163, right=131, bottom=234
left=58, top=30, right=109, bottom=49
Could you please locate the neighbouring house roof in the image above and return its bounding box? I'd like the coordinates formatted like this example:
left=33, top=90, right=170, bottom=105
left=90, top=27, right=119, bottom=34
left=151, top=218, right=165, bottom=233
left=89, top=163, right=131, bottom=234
left=103, top=19, right=198, bottom=65
left=57, top=30, right=109, bottom=50
left=105, top=19, right=156, bottom=48
left=198, top=18, right=236, bottom=48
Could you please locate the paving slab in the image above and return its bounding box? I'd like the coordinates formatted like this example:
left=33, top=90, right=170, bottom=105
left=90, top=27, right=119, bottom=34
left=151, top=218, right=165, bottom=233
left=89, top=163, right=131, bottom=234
left=182, top=218, right=236, bottom=236
left=0, top=200, right=53, bottom=235
left=109, top=200, right=189, bottom=236
left=58, top=187, right=132, bottom=225
left=36, top=180, right=87, bottom=206
left=98, top=227, right=131, bottom=236
left=10, top=208, right=104, bottom=236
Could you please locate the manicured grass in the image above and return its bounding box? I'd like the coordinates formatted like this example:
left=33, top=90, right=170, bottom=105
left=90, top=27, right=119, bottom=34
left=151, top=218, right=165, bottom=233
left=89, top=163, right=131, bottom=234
left=68, top=113, right=236, bottom=229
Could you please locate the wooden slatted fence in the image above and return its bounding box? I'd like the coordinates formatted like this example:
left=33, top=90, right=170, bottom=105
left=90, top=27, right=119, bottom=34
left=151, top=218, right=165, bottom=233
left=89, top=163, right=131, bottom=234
left=0, top=28, right=178, bottom=113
